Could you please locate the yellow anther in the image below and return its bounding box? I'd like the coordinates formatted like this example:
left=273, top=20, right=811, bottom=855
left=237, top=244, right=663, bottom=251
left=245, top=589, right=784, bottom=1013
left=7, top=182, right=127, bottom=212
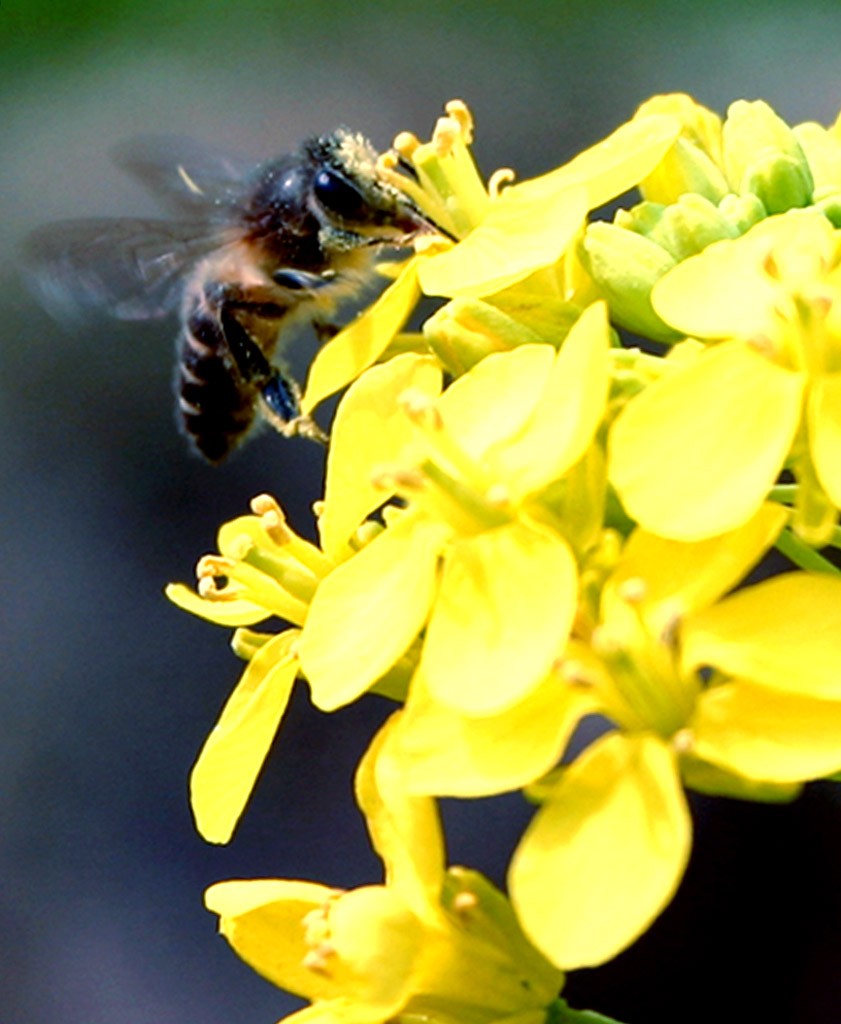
left=453, top=890, right=478, bottom=914
left=399, top=387, right=442, bottom=428
left=488, top=167, right=516, bottom=198
left=392, top=131, right=421, bottom=159
left=370, top=463, right=426, bottom=492
left=196, top=554, right=235, bottom=580
left=617, top=577, right=648, bottom=604
left=485, top=483, right=510, bottom=507
left=444, top=99, right=475, bottom=143
left=672, top=727, right=694, bottom=754
left=302, top=942, right=336, bottom=973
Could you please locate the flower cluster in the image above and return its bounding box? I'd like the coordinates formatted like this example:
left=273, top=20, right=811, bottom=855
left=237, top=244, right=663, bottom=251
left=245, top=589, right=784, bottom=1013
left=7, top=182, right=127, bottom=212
left=169, top=97, right=841, bottom=1023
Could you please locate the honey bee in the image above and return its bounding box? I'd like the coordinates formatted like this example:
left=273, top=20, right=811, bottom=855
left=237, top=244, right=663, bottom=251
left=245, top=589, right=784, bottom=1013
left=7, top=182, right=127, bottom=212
left=25, top=129, right=437, bottom=462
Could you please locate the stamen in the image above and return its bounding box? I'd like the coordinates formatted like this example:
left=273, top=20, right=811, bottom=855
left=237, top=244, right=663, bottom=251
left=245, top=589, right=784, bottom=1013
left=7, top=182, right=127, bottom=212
left=302, top=942, right=336, bottom=973
left=488, top=167, right=516, bottom=198
left=617, top=577, right=648, bottom=604
left=196, top=554, right=236, bottom=580
left=399, top=388, right=443, bottom=429
left=747, top=333, right=775, bottom=358
left=392, top=131, right=422, bottom=160
left=251, top=494, right=294, bottom=547
left=444, top=100, right=474, bottom=143
left=453, top=891, right=478, bottom=914
left=556, top=658, right=597, bottom=688
left=672, top=728, right=694, bottom=754
left=370, top=464, right=426, bottom=492
left=485, top=483, right=510, bottom=507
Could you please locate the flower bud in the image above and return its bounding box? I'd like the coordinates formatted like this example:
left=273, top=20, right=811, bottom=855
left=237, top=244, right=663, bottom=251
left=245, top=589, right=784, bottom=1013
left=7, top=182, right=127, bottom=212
left=579, top=222, right=682, bottom=341
left=423, top=297, right=543, bottom=374
left=717, top=192, right=767, bottom=233
left=794, top=121, right=841, bottom=193
left=722, top=100, right=814, bottom=213
left=623, top=194, right=740, bottom=261
left=639, top=136, right=730, bottom=206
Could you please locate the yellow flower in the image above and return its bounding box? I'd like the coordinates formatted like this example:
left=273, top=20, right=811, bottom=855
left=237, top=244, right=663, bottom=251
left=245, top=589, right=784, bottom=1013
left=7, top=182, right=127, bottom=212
left=301, top=101, right=679, bottom=413
left=610, top=210, right=841, bottom=543
left=298, top=301, right=612, bottom=718
left=380, top=504, right=841, bottom=969
left=509, top=504, right=841, bottom=970
left=204, top=723, right=564, bottom=1024
left=166, top=354, right=445, bottom=844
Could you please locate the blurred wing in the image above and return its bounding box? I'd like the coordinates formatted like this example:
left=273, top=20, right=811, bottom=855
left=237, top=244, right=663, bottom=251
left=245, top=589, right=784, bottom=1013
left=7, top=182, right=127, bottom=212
left=24, top=218, right=235, bottom=322
left=111, top=135, right=252, bottom=220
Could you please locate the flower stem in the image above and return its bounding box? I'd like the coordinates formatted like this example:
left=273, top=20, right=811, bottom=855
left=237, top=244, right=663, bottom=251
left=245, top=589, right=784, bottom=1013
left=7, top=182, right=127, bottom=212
left=775, top=528, right=841, bottom=575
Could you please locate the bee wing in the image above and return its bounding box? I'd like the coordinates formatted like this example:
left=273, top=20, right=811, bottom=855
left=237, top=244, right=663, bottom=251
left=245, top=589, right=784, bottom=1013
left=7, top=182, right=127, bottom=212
left=110, top=135, right=252, bottom=220
left=24, top=217, right=235, bottom=322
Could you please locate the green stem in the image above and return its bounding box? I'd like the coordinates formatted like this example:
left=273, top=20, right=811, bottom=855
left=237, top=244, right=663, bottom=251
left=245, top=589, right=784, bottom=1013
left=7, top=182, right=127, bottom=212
left=826, top=526, right=841, bottom=550
left=549, top=998, right=629, bottom=1024
left=768, top=483, right=798, bottom=504
left=775, top=528, right=841, bottom=575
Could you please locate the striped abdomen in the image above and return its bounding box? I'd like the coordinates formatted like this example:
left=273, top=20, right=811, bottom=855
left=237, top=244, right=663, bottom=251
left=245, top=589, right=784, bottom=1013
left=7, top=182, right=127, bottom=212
left=177, top=297, right=264, bottom=463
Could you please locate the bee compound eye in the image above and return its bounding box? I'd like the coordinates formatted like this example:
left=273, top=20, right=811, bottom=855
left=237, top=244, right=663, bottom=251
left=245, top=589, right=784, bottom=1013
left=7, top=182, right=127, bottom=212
left=312, top=168, right=368, bottom=221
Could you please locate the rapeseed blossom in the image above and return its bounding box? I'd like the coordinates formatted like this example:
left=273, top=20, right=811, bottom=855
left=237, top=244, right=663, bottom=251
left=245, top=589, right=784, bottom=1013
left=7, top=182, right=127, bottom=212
left=298, top=301, right=611, bottom=717
left=382, top=504, right=841, bottom=968
left=166, top=96, right=841, bottom=1022
left=610, top=210, right=841, bottom=542
left=205, top=724, right=564, bottom=1024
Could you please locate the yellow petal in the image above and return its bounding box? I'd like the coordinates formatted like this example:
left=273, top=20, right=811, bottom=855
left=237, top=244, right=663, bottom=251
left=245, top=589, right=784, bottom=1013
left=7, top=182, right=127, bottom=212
left=392, top=670, right=593, bottom=797
left=510, top=114, right=681, bottom=210
left=509, top=732, right=690, bottom=969
left=691, top=680, right=841, bottom=781
left=437, top=344, right=555, bottom=461
left=320, top=354, right=443, bottom=558
left=204, top=878, right=340, bottom=999
left=609, top=341, right=805, bottom=540
left=190, top=631, right=299, bottom=844
left=483, top=302, right=611, bottom=499
left=808, top=372, right=841, bottom=507
left=301, top=259, right=421, bottom=414
left=604, top=503, right=787, bottom=629
left=682, top=572, right=841, bottom=698
left=325, top=886, right=421, bottom=1012
left=651, top=229, right=778, bottom=339
left=356, top=718, right=444, bottom=916
left=417, top=185, right=588, bottom=299
left=299, top=515, right=446, bottom=712
left=164, top=582, right=270, bottom=627
left=421, top=523, right=577, bottom=715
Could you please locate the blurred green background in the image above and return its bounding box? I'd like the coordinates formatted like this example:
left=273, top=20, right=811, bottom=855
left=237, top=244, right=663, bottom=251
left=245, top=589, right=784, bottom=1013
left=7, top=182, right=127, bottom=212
left=4, top=2, right=841, bottom=1022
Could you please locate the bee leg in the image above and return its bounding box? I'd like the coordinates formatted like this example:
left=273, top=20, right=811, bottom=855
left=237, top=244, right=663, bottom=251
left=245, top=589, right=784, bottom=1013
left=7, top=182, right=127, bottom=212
left=216, top=302, right=327, bottom=444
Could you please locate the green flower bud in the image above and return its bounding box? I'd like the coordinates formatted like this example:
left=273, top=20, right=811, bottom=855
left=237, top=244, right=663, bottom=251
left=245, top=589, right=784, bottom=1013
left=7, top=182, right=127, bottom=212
left=423, top=297, right=544, bottom=375
left=639, top=136, right=730, bottom=205
left=794, top=121, right=841, bottom=193
left=579, top=222, right=681, bottom=341
left=643, top=194, right=741, bottom=261
left=811, top=187, right=841, bottom=228
left=722, top=99, right=814, bottom=213
left=718, top=192, right=767, bottom=233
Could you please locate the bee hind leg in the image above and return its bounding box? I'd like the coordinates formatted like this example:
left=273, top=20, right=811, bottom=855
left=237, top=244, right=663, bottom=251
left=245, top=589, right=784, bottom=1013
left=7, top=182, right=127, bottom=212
left=218, top=305, right=327, bottom=444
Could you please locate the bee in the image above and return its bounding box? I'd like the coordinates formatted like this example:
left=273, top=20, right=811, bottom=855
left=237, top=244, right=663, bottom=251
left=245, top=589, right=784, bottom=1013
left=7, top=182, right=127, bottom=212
left=25, top=129, right=437, bottom=462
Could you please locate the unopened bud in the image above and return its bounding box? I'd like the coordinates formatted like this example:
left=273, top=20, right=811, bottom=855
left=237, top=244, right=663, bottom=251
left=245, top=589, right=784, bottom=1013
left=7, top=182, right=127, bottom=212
left=723, top=100, right=814, bottom=213
left=579, top=221, right=682, bottom=342
left=423, top=298, right=543, bottom=375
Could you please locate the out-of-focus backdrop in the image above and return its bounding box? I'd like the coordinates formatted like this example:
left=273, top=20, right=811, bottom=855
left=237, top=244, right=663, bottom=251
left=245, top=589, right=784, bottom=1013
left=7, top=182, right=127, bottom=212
left=4, top=2, right=841, bottom=1022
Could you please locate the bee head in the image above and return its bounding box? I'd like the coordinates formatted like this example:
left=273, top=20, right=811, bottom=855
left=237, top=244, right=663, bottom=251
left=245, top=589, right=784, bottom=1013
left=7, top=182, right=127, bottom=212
left=305, top=129, right=436, bottom=249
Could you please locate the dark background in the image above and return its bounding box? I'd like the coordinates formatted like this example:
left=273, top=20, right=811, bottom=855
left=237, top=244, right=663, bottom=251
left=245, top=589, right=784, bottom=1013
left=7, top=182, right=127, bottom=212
left=4, top=2, right=841, bottom=1021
